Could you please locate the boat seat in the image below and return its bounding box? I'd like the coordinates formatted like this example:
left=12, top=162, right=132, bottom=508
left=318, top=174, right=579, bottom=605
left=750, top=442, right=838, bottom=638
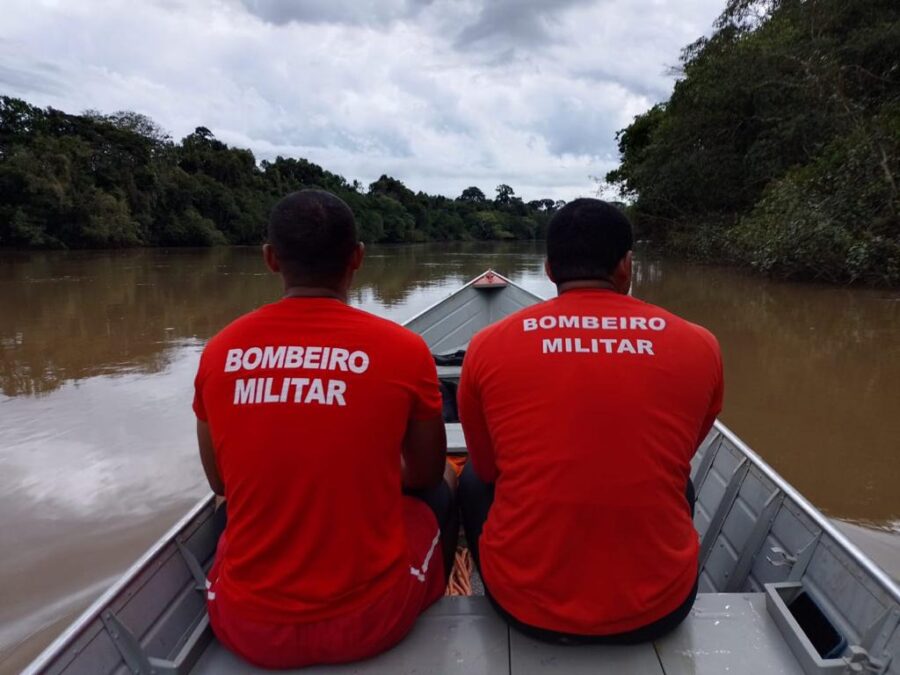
left=436, top=364, right=462, bottom=380
left=445, top=422, right=466, bottom=454
left=190, top=593, right=804, bottom=674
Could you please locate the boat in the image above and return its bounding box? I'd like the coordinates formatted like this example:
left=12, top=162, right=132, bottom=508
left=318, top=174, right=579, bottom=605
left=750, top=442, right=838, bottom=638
left=24, top=270, right=900, bottom=675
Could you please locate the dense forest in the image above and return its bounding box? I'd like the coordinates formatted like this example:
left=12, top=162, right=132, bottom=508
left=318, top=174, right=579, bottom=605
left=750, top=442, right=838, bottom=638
left=0, top=97, right=562, bottom=249
left=607, top=0, right=899, bottom=284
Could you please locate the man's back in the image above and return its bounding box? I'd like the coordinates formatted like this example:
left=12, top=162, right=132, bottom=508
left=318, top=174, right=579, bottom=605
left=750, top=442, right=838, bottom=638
left=194, top=297, right=441, bottom=623
left=458, top=288, right=723, bottom=636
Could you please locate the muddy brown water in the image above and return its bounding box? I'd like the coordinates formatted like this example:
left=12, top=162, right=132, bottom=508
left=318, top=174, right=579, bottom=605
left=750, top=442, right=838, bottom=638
left=1, top=242, right=898, bottom=672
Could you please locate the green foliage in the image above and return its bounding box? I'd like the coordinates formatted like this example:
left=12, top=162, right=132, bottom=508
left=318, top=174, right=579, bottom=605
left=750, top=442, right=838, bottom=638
left=731, top=116, right=900, bottom=283
left=607, top=0, right=900, bottom=284
left=0, top=96, right=559, bottom=249
left=459, top=186, right=486, bottom=203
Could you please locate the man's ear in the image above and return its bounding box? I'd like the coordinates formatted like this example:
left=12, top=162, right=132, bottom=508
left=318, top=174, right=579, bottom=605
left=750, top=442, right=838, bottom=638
left=544, top=258, right=555, bottom=283
left=612, top=250, right=633, bottom=295
left=349, top=242, right=365, bottom=271
left=262, top=243, right=280, bottom=274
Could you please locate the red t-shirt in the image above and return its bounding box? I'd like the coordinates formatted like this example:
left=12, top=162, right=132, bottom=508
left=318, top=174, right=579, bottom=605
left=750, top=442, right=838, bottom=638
left=193, top=298, right=442, bottom=624
left=458, top=289, right=723, bottom=635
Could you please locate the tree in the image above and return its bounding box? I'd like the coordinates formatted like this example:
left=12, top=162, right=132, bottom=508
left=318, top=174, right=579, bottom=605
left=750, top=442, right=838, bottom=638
left=0, top=95, right=558, bottom=250
left=458, top=186, right=486, bottom=203
left=494, top=184, right=514, bottom=205
left=605, top=0, right=900, bottom=284
left=369, top=175, right=416, bottom=207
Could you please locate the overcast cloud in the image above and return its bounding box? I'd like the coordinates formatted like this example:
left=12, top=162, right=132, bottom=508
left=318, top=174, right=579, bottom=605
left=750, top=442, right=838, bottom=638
left=0, top=0, right=723, bottom=200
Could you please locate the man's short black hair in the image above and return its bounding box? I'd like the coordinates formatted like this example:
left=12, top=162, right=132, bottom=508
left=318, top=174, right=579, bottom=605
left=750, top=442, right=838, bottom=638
left=546, top=198, right=633, bottom=284
left=267, top=190, right=358, bottom=287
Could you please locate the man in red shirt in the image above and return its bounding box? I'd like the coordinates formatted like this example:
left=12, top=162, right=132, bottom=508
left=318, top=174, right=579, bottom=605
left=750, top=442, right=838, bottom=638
left=193, top=190, right=457, bottom=668
left=458, top=198, right=723, bottom=643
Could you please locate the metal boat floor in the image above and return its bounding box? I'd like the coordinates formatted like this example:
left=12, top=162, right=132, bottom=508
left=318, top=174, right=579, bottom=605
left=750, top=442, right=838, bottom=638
left=191, top=593, right=804, bottom=674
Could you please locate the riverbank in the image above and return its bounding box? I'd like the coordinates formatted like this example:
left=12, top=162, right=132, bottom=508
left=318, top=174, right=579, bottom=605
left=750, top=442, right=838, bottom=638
left=640, top=220, right=900, bottom=287
left=607, top=0, right=899, bottom=286
left=0, top=96, right=555, bottom=250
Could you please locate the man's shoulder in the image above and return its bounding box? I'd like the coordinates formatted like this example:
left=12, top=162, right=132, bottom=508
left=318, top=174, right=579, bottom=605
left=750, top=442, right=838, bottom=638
left=336, top=305, right=433, bottom=362
left=629, top=297, right=721, bottom=356
left=348, top=304, right=426, bottom=341
left=203, top=304, right=273, bottom=352
left=468, top=298, right=555, bottom=353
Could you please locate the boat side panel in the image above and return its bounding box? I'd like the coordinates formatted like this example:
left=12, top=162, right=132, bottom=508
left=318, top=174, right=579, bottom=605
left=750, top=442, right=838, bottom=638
left=113, top=547, right=193, bottom=645
left=37, top=503, right=220, bottom=675
left=139, top=512, right=222, bottom=659
left=733, top=480, right=898, bottom=659
left=111, top=506, right=219, bottom=654
left=719, top=473, right=769, bottom=554
left=746, top=513, right=817, bottom=590
left=44, top=626, right=121, bottom=675
left=715, top=421, right=900, bottom=604
left=769, top=502, right=820, bottom=554
left=887, top=627, right=900, bottom=675
left=693, top=438, right=741, bottom=544
left=702, top=537, right=741, bottom=593
left=140, top=587, right=208, bottom=663
left=148, top=507, right=223, bottom=657
left=800, top=536, right=892, bottom=646
left=695, top=429, right=900, bottom=669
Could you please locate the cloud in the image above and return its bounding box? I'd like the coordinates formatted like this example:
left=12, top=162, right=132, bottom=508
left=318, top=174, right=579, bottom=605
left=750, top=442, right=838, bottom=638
left=0, top=62, right=64, bottom=96
left=237, top=0, right=435, bottom=26
left=0, top=0, right=724, bottom=200
left=454, top=0, right=594, bottom=49
left=0, top=41, right=66, bottom=96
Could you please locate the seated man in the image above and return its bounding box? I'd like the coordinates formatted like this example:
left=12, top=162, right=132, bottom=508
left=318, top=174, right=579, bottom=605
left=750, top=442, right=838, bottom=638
left=458, top=198, right=723, bottom=644
left=193, top=190, right=457, bottom=669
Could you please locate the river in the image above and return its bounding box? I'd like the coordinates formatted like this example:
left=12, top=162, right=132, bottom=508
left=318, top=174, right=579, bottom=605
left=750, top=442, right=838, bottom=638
left=1, top=242, right=898, bottom=672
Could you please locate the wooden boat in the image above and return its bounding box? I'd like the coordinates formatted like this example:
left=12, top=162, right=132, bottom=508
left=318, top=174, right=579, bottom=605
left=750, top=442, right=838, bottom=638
left=25, top=270, right=900, bottom=675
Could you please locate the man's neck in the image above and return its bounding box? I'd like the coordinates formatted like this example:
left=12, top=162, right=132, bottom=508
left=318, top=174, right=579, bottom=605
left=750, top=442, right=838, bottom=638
left=283, top=286, right=347, bottom=303
left=556, top=279, right=619, bottom=295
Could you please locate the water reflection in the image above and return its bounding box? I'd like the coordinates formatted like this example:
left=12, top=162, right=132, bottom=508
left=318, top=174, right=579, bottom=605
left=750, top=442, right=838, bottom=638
left=1, top=243, right=898, bottom=523
left=0, top=244, right=549, bottom=397
left=1, top=244, right=897, bottom=525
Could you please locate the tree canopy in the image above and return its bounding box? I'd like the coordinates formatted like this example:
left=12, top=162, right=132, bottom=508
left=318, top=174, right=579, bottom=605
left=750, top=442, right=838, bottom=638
left=606, top=0, right=899, bottom=284
left=0, top=97, right=561, bottom=249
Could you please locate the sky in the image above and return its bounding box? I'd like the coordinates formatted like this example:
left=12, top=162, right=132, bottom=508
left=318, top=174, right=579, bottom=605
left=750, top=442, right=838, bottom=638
left=0, top=0, right=724, bottom=201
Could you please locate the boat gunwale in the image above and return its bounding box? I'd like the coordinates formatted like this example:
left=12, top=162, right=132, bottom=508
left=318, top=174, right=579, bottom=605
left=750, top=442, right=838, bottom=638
left=22, top=270, right=900, bottom=673
left=21, top=494, right=217, bottom=675
left=711, top=420, right=900, bottom=605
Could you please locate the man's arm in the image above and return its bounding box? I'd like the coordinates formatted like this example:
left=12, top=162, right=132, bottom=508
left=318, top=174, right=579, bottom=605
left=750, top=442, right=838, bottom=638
left=197, top=419, right=225, bottom=496
left=696, top=342, right=725, bottom=450
left=401, top=415, right=446, bottom=490
left=401, top=336, right=448, bottom=490
left=458, top=350, right=498, bottom=483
